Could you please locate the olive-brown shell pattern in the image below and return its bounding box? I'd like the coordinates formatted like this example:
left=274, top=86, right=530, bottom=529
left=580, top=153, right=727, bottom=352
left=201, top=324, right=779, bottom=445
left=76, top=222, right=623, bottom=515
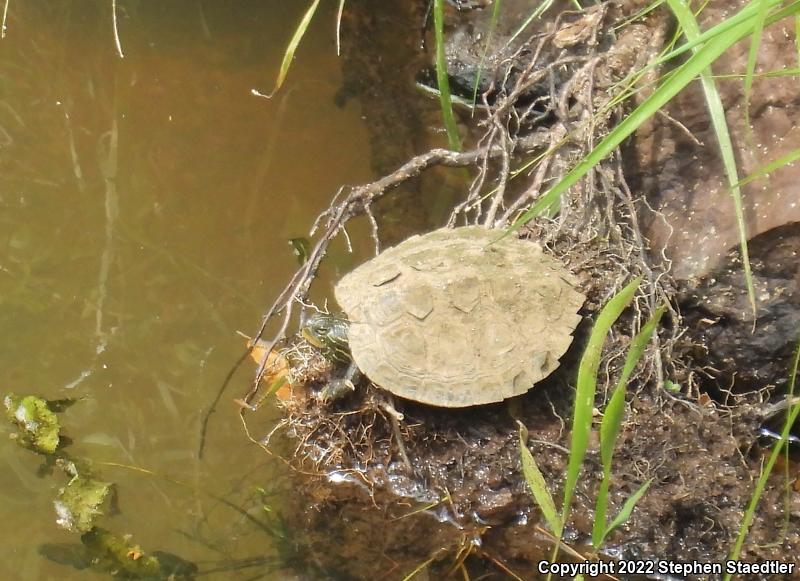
left=335, top=226, right=585, bottom=407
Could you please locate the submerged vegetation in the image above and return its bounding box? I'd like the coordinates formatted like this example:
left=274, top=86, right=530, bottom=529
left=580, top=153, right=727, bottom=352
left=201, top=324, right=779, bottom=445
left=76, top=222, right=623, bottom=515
left=3, top=388, right=312, bottom=578
left=3, top=394, right=198, bottom=578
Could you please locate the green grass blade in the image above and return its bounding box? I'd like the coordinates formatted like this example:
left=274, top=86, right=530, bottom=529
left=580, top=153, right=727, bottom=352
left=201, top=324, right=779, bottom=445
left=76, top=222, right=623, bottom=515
left=433, top=0, right=462, bottom=151
left=736, top=147, right=800, bottom=187
left=592, top=306, right=664, bottom=546
left=796, top=13, right=800, bottom=58
left=592, top=475, right=612, bottom=548
left=645, top=0, right=786, bottom=71
left=507, top=0, right=555, bottom=45
left=667, top=0, right=756, bottom=317
left=267, top=0, right=322, bottom=98
left=600, top=479, right=653, bottom=545
left=605, top=305, right=666, bottom=427
left=725, top=334, right=800, bottom=579
left=743, top=0, right=770, bottom=126
left=600, top=306, right=666, bottom=467
left=713, top=67, right=800, bottom=79
left=519, top=423, right=562, bottom=535
left=769, top=2, right=800, bottom=25
left=607, top=0, right=775, bottom=99
left=470, top=0, right=503, bottom=110
left=562, top=277, right=642, bottom=532
left=510, top=1, right=767, bottom=229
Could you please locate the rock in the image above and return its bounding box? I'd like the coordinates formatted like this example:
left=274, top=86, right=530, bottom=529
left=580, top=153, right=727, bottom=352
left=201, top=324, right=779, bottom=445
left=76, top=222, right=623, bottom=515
left=626, top=0, right=800, bottom=279
left=680, top=223, right=800, bottom=392
left=475, top=488, right=516, bottom=523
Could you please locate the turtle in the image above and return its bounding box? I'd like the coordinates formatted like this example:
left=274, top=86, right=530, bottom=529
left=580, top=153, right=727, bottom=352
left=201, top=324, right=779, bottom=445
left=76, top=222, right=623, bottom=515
left=303, top=226, right=585, bottom=407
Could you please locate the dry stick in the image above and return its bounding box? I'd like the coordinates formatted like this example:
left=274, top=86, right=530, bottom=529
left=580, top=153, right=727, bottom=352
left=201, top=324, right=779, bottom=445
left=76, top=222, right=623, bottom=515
left=483, top=119, right=512, bottom=226
left=576, top=58, right=602, bottom=235
left=248, top=146, right=488, bottom=394
left=613, top=157, right=672, bottom=390
left=500, top=131, right=558, bottom=224
left=379, top=395, right=412, bottom=470
left=364, top=203, right=381, bottom=255
left=198, top=146, right=488, bottom=458
left=449, top=163, right=486, bottom=225
left=452, top=125, right=496, bottom=222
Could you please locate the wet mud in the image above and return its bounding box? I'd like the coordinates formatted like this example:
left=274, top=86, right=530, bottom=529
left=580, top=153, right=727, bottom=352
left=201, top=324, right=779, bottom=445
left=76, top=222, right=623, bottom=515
left=274, top=336, right=799, bottom=579
left=253, top=1, right=800, bottom=579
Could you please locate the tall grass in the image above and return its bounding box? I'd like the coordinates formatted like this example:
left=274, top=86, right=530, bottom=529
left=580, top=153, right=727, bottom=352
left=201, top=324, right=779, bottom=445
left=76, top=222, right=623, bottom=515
left=592, top=306, right=664, bottom=546
left=666, top=0, right=756, bottom=316
left=521, top=279, right=667, bottom=562
left=743, top=0, right=770, bottom=127
left=510, top=0, right=800, bottom=314
left=512, top=0, right=800, bottom=225
left=432, top=0, right=462, bottom=150
left=267, top=1, right=322, bottom=98
left=519, top=423, right=562, bottom=535
left=724, top=336, right=800, bottom=579
left=561, top=278, right=643, bottom=535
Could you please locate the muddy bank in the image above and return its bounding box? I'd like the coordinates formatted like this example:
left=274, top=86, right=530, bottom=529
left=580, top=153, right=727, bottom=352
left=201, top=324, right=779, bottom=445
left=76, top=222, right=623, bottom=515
left=246, top=1, right=800, bottom=579
left=276, top=379, right=797, bottom=579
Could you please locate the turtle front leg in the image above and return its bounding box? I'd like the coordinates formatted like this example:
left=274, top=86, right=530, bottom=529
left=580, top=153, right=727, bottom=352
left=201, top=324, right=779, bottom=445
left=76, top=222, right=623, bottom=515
left=319, top=361, right=361, bottom=403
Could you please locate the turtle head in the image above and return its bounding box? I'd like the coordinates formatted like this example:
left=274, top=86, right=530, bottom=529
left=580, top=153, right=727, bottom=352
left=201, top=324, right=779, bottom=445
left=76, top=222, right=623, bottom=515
left=302, top=312, right=351, bottom=364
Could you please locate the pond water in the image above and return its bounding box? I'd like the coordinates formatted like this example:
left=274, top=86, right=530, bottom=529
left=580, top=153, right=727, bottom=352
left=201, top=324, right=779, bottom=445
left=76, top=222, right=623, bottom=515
left=0, top=1, right=403, bottom=578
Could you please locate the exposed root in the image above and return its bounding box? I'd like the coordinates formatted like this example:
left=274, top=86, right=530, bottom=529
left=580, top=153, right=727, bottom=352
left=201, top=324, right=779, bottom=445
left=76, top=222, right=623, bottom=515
left=222, top=3, right=800, bottom=578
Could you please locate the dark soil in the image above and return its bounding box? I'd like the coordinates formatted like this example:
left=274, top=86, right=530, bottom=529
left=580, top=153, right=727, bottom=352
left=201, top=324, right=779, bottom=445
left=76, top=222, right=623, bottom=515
left=680, top=223, right=800, bottom=395
left=248, top=1, right=800, bottom=579
left=274, top=258, right=798, bottom=580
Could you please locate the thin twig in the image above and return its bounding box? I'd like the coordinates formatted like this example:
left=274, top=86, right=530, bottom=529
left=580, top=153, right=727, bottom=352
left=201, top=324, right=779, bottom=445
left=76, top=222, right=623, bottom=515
left=483, top=119, right=512, bottom=226
left=198, top=146, right=489, bottom=458
left=247, top=146, right=489, bottom=397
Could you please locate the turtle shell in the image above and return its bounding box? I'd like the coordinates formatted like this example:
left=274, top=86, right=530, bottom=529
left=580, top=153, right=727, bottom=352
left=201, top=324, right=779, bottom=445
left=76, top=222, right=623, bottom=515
left=334, top=226, right=585, bottom=407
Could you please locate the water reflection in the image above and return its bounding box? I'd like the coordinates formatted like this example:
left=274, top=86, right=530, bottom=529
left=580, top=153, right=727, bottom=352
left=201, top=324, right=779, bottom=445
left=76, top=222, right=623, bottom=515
left=0, top=1, right=375, bottom=578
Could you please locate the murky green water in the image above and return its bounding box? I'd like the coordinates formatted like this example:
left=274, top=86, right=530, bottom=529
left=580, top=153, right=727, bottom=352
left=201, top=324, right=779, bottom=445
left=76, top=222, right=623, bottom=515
left=0, top=2, right=383, bottom=578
